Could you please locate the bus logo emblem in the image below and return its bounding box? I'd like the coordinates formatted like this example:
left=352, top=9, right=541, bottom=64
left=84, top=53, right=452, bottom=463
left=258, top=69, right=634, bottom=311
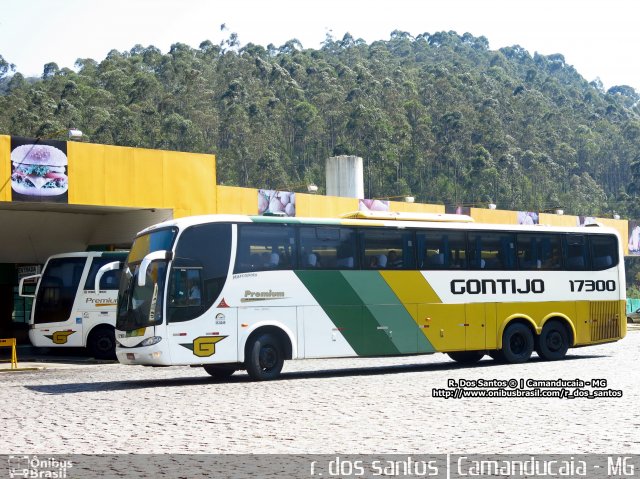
left=180, top=336, right=227, bottom=357
left=45, top=331, right=76, bottom=344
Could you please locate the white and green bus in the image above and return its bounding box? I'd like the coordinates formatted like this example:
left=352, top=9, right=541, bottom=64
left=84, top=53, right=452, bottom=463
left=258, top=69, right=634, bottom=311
left=20, top=251, right=128, bottom=359
left=114, top=212, right=626, bottom=380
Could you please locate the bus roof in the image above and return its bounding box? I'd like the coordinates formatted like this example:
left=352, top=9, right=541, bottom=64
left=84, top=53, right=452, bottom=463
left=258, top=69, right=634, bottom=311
left=340, top=210, right=474, bottom=223
left=136, top=214, right=620, bottom=238
left=45, top=251, right=129, bottom=260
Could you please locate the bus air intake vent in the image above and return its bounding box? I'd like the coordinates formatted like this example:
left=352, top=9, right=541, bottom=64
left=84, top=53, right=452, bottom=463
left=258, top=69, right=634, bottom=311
left=590, top=301, right=621, bottom=342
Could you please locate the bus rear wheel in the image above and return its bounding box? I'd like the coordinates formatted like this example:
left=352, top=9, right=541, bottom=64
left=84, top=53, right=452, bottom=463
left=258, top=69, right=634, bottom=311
left=203, top=365, right=236, bottom=380
left=501, top=323, right=533, bottom=364
left=245, top=333, right=284, bottom=381
left=536, top=320, right=569, bottom=360
left=447, top=351, right=484, bottom=364
left=88, top=326, right=116, bottom=360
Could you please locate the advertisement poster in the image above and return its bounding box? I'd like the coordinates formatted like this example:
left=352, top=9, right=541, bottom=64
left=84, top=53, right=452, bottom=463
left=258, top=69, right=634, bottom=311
left=628, top=220, right=640, bottom=256
left=517, top=211, right=539, bottom=225
left=258, top=189, right=295, bottom=216
left=10, top=136, right=69, bottom=203
left=577, top=216, right=596, bottom=227
left=359, top=199, right=390, bottom=212
left=445, top=205, right=471, bottom=215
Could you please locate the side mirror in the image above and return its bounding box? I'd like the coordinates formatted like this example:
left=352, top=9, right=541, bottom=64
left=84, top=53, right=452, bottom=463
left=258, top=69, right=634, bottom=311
left=18, top=274, right=41, bottom=298
left=138, top=251, right=173, bottom=287
left=94, top=261, right=123, bottom=291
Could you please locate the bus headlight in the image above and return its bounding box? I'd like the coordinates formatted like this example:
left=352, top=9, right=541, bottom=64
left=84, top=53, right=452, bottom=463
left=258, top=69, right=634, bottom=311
left=140, top=336, right=162, bottom=347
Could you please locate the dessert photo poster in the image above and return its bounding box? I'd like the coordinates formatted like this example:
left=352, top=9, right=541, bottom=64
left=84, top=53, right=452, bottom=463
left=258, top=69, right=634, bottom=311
left=10, top=137, right=69, bottom=203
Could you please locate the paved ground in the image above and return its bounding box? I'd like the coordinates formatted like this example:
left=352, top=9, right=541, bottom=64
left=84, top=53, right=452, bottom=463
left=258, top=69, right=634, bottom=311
left=1, top=329, right=639, bottom=454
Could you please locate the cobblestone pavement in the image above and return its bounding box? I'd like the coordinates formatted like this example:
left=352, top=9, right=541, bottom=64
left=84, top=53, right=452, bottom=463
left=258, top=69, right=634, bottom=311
left=1, top=330, right=639, bottom=454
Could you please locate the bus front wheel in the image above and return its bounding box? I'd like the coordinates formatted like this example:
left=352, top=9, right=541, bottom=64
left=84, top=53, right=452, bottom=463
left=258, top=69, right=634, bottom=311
left=203, top=365, right=237, bottom=380
left=245, top=333, right=284, bottom=381
left=535, top=320, right=569, bottom=360
left=447, top=351, right=484, bottom=364
left=501, top=323, right=534, bottom=364
left=88, top=326, right=116, bottom=360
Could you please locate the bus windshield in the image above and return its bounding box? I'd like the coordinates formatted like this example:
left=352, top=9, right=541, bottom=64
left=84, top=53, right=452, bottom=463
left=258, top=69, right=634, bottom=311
left=33, top=257, right=86, bottom=324
left=116, top=228, right=177, bottom=331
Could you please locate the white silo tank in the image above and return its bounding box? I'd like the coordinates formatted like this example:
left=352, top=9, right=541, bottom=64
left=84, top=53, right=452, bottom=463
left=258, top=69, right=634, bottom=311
left=325, top=155, right=364, bottom=198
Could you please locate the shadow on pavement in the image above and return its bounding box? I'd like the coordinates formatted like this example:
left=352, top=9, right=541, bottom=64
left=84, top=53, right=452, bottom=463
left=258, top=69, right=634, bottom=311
left=0, top=345, right=116, bottom=364
left=24, top=353, right=606, bottom=395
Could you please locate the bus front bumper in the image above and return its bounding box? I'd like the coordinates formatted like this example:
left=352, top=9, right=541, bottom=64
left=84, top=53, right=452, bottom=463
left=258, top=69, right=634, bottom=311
left=116, top=343, right=170, bottom=366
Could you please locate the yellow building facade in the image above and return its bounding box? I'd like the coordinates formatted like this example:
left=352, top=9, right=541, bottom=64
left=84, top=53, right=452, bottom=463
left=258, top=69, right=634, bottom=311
left=0, top=135, right=632, bottom=340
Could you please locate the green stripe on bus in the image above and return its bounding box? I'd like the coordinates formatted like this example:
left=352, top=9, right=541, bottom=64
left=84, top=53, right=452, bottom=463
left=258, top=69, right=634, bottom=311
left=341, top=271, right=435, bottom=354
left=294, top=270, right=399, bottom=356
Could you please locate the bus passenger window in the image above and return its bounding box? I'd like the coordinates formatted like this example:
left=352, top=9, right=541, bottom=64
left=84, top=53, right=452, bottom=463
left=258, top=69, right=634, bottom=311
left=360, top=228, right=414, bottom=270
left=306, top=253, right=320, bottom=267
left=234, top=224, right=297, bottom=273
left=564, top=235, right=589, bottom=270
left=417, top=230, right=465, bottom=270
left=590, top=234, right=618, bottom=270
left=517, top=234, right=562, bottom=270
left=468, top=233, right=515, bottom=270
left=299, top=226, right=357, bottom=269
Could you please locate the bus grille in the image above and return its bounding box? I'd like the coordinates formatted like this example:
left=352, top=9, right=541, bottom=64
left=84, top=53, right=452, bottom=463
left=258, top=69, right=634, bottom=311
left=590, top=301, right=621, bottom=342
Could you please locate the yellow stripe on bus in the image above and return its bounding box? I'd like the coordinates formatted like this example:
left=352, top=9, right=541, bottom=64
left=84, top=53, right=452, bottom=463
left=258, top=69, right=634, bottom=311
left=380, top=270, right=442, bottom=305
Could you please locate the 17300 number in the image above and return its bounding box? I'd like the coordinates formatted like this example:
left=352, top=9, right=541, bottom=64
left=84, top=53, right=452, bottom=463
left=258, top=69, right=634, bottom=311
left=569, top=280, right=616, bottom=292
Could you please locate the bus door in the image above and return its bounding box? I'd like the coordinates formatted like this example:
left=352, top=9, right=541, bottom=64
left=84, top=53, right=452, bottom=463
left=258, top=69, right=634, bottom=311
left=166, top=266, right=238, bottom=365
left=30, top=256, right=88, bottom=348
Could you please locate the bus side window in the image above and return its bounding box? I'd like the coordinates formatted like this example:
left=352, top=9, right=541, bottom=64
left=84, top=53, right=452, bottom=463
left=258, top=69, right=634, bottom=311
left=590, top=234, right=618, bottom=270
left=168, top=222, right=232, bottom=323
left=168, top=268, right=203, bottom=309
left=299, top=226, right=357, bottom=269
left=417, top=230, right=465, bottom=270
left=100, top=270, right=121, bottom=289
left=84, top=255, right=127, bottom=290
left=540, top=237, right=562, bottom=270
left=517, top=234, right=562, bottom=270
left=468, top=232, right=515, bottom=270
left=360, top=228, right=414, bottom=270
left=564, top=234, right=588, bottom=270
left=234, top=224, right=297, bottom=273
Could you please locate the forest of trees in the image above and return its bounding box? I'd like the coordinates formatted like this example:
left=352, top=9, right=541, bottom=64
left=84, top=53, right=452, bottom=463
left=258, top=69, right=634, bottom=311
left=2, top=30, right=640, bottom=217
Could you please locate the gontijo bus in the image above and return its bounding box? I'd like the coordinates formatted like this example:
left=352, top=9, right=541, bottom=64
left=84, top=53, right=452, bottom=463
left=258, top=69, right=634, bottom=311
left=19, top=251, right=128, bottom=359
left=113, top=212, right=625, bottom=380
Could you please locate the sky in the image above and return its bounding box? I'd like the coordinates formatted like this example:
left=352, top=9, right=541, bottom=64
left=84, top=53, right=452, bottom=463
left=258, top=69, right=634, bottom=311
left=1, top=0, right=639, bottom=92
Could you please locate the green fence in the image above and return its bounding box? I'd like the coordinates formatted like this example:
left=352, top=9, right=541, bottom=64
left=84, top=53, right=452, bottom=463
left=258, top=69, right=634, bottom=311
left=627, top=298, right=640, bottom=313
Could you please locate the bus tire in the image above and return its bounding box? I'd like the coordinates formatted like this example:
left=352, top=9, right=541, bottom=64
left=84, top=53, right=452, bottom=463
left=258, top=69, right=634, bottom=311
left=535, top=320, right=569, bottom=360
left=501, top=322, right=534, bottom=364
left=203, top=365, right=236, bottom=380
left=88, top=326, right=116, bottom=360
left=245, top=333, right=284, bottom=381
left=447, top=351, right=484, bottom=364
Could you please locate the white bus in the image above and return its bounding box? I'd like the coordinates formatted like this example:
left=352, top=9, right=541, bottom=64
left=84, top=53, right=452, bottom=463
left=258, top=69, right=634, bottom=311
left=20, top=251, right=128, bottom=359
left=114, top=213, right=626, bottom=380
